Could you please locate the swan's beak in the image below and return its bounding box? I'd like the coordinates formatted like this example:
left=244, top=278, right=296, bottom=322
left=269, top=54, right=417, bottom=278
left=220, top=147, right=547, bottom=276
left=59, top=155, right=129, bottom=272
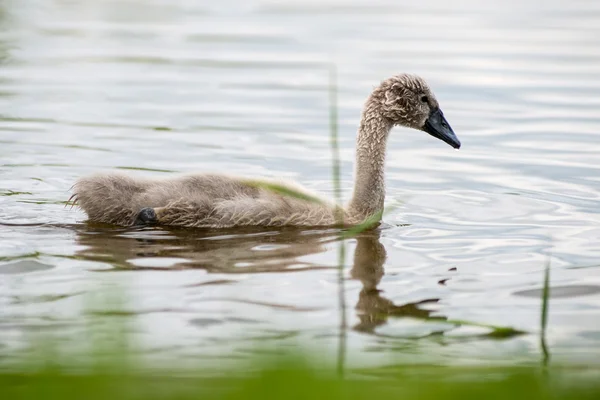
left=423, top=108, right=461, bottom=149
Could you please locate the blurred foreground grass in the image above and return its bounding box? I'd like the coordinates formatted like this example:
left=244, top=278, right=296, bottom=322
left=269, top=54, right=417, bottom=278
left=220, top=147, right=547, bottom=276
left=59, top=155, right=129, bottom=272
left=2, top=357, right=600, bottom=400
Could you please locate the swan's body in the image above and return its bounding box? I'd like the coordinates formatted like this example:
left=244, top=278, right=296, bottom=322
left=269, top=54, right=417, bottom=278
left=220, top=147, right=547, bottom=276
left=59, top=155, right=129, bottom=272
left=72, top=74, right=460, bottom=228
left=74, top=173, right=344, bottom=228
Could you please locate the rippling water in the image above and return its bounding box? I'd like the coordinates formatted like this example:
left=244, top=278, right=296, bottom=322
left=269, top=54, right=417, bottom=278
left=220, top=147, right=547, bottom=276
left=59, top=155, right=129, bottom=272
left=1, top=0, right=600, bottom=370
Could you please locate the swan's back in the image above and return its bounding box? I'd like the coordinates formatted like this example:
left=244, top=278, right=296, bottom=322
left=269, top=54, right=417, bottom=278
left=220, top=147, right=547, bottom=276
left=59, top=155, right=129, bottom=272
left=73, top=173, right=338, bottom=228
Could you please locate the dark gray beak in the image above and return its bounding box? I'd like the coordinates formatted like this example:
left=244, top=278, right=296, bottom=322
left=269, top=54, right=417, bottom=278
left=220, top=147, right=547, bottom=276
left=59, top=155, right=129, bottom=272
left=423, top=108, right=461, bottom=149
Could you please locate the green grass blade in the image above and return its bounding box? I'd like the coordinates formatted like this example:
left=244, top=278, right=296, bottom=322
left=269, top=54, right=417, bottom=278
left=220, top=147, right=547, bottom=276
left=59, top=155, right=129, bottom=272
left=444, top=319, right=526, bottom=338
left=242, top=180, right=325, bottom=204
left=329, top=63, right=347, bottom=378
left=328, top=64, right=343, bottom=222
left=541, top=257, right=551, bottom=366
left=341, top=202, right=401, bottom=238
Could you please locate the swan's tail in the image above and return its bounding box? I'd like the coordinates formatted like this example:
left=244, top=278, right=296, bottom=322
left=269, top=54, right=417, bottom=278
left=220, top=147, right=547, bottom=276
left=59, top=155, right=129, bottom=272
left=72, top=173, right=148, bottom=226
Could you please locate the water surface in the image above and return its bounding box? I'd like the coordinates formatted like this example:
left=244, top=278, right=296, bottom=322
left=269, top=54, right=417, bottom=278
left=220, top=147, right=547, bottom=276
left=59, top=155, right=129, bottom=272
left=1, top=0, right=600, bottom=370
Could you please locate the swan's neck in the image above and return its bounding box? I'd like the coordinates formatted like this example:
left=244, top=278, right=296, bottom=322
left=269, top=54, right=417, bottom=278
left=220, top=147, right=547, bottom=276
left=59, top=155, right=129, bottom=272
left=348, top=101, right=393, bottom=221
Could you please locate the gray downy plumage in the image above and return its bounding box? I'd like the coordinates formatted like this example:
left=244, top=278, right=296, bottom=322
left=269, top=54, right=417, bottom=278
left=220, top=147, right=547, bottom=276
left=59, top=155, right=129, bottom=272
left=71, top=73, right=460, bottom=228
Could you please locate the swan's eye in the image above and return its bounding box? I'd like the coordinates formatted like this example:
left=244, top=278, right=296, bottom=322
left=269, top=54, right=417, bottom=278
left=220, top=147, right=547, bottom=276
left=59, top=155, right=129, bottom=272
left=420, top=95, right=429, bottom=103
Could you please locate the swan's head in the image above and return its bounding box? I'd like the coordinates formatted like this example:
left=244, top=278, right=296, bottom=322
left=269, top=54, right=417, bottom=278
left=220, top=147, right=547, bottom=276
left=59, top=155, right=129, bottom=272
left=377, top=74, right=461, bottom=149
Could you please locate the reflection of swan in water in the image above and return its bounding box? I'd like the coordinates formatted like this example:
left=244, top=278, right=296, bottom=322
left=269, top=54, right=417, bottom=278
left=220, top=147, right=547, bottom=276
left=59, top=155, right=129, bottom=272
left=350, top=231, right=444, bottom=333
left=73, top=224, right=339, bottom=274
left=74, top=224, right=444, bottom=331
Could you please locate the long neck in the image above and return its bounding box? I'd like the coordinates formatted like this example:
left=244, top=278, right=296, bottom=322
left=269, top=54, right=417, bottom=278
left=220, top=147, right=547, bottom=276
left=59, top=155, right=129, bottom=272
left=347, top=100, right=393, bottom=221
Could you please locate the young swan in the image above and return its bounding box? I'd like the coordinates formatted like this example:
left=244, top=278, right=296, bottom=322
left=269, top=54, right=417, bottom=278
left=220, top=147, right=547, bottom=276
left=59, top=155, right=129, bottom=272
left=72, top=74, right=460, bottom=228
